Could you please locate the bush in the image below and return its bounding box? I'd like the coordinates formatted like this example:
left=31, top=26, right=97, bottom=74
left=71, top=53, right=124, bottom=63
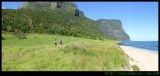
left=14, top=29, right=27, bottom=39
left=62, top=42, right=87, bottom=54
left=2, top=33, right=17, bottom=39
left=18, top=32, right=27, bottom=39
left=98, top=37, right=104, bottom=40
left=89, top=36, right=97, bottom=40
left=60, top=42, right=96, bottom=57
left=131, top=65, right=140, bottom=71
left=2, top=36, right=5, bottom=40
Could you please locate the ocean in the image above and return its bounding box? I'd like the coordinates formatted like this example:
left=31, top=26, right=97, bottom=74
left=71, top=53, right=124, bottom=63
left=122, top=41, right=158, bottom=54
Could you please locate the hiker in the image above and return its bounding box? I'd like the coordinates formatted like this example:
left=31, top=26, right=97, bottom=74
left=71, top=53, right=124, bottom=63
left=54, top=39, right=57, bottom=46
left=60, top=39, right=63, bottom=46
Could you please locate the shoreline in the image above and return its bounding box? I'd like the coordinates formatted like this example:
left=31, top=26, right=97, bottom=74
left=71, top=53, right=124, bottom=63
left=119, top=45, right=158, bottom=71
left=122, top=45, right=158, bottom=54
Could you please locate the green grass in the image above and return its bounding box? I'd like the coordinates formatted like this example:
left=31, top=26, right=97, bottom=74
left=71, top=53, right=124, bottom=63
left=2, top=33, right=129, bottom=71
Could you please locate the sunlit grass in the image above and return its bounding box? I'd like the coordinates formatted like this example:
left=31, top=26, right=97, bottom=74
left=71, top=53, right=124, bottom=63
left=2, top=33, right=129, bottom=71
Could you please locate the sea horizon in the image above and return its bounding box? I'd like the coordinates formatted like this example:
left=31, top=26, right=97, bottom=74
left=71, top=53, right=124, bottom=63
left=122, top=41, right=158, bottom=54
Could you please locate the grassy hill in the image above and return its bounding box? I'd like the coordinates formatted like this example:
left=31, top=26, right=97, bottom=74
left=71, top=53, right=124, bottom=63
left=2, top=33, right=130, bottom=71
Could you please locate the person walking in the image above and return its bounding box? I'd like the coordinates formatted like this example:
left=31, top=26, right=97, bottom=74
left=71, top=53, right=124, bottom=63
left=60, top=39, right=63, bottom=46
left=54, top=39, right=57, bottom=46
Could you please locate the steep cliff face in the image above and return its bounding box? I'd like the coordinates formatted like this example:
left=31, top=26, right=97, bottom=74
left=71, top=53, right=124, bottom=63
left=75, top=9, right=84, bottom=16
left=19, top=2, right=76, bottom=10
left=95, top=19, right=130, bottom=41
left=18, top=2, right=84, bottom=16
left=17, top=2, right=129, bottom=40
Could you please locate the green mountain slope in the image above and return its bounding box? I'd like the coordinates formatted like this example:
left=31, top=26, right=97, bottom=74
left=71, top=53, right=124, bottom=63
left=2, top=2, right=130, bottom=41
left=2, top=9, right=111, bottom=40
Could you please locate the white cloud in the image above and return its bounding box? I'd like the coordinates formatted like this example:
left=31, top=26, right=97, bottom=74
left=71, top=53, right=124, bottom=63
left=2, top=6, right=6, bottom=9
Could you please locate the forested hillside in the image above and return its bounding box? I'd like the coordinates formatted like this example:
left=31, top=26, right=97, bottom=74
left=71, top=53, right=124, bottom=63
left=2, top=2, right=130, bottom=41
left=2, top=9, right=111, bottom=40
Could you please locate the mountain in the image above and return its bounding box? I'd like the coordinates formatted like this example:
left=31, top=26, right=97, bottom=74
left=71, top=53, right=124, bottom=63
left=2, top=2, right=130, bottom=41
left=18, top=2, right=76, bottom=10
left=95, top=19, right=130, bottom=41
left=2, top=2, right=110, bottom=40
left=18, top=2, right=84, bottom=16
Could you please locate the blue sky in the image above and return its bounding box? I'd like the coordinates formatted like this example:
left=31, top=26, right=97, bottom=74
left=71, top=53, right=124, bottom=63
left=2, top=2, right=158, bottom=41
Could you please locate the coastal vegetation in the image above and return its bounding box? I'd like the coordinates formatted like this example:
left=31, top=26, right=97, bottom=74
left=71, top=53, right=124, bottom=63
left=2, top=33, right=130, bottom=71
left=131, top=65, right=140, bottom=71
left=2, top=2, right=131, bottom=71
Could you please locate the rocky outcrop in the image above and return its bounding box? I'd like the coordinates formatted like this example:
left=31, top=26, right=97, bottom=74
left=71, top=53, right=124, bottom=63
left=95, top=19, right=130, bottom=41
left=19, top=2, right=75, bottom=9
left=18, top=2, right=84, bottom=16
left=75, top=9, right=84, bottom=16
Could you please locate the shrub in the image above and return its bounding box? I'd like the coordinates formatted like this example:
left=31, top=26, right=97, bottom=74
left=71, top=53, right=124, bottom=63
left=62, top=42, right=87, bottom=54
left=14, top=29, right=27, bottom=39
left=18, top=32, right=27, bottom=39
left=131, top=65, right=140, bottom=71
left=98, top=37, right=104, bottom=40
left=2, top=36, right=5, bottom=40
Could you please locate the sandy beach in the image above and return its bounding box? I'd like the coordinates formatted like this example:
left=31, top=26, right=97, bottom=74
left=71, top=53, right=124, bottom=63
left=119, top=45, right=158, bottom=71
